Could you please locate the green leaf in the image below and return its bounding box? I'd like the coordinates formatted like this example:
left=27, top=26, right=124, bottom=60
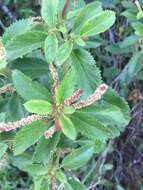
left=68, top=178, right=86, bottom=190
left=56, top=68, right=76, bottom=103
left=103, top=88, right=130, bottom=126
left=5, top=94, right=25, bottom=121
left=119, top=35, right=139, bottom=48
left=0, top=60, right=8, bottom=69
left=12, top=70, right=51, bottom=101
left=56, top=170, right=67, bottom=183
left=64, top=183, right=74, bottom=190
left=71, top=112, right=112, bottom=140
left=56, top=41, right=73, bottom=65
left=118, top=51, right=143, bottom=84
left=62, top=145, right=94, bottom=170
left=64, top=106, right=75, bottom=115
left=0, top=94, right=25, bottom=122
left=33, top=176, right=44, bottom=190
left=73, top=1, right=102, bottom=34
left=73, top=102, right=129, bottom=137
left=132, top=22, right=143, bottom=36
left=11, top=57, right=49, bottom=79
left=0, top=143, right=8, bottom=159
left=41, top=0, right=59, bottom=26
left=12, top=152, right=33, bottom=170
left=24, top=100, right=52, bottom=115
left=32, top=133, right=60, bottom=163
left=2, top=18, right=34, bottom=44
left=80, top=10, right=116, bottom=37
left=0, top=113, right=6, bottom=122
left=44, top=33, right=58, bottom=63
left=5, top=31, right=47, bottom=61
left=24, top=164, right=48, bottom=176
left=13, top=121, right=49, bottom=155
left=70, top=49, right=102, bottom=97
left=59, top=115, right=77, bottom=140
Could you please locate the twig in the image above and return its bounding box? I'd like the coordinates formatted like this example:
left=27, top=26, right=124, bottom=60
left=62, top=0, right=69, bottom=18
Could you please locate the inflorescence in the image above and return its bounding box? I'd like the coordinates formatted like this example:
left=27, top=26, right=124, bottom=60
left=0, top=63, right=108, bottom=139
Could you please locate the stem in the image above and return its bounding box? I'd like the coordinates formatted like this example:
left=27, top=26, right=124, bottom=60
left=62, top=0, right=69, bottom=18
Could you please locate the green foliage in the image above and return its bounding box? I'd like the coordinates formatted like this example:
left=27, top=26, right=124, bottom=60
left=71, top=49, right=102, bottom=96
left=41, top=0, right=59, bottom=26
left=5, top=31, right=47, bottom=61
left=80, top=11, right=116, bottom=37
left=0, top=0, right=132, bottom=189
left=44, top=33, right=58, bottom=63
left=0, top=143, right=8, bottom=159
left=13, top=121, right=49, bottom=155
left=56, top=68, right=76, bottom=103
left=12, top=70, right=51, bottom=101
left=56, top=41, right=73, bottom=65
left=62, top=144, right=94, bottom=170
left=24, top=100, right=52, bottom=115
left=73, top=1, right=102, bottom=34
left=2, top=18, right=34, bottom=44
left=59, top=114, right=77, bottom=140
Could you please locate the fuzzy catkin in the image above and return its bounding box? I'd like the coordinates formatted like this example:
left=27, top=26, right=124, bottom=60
left=73, top=84, right=108, bottom=109
left=44, top=126, right=56, bottom=139
left=63, top=89, right=83, bottom=106
left=0, top=114, right=41, bottom=133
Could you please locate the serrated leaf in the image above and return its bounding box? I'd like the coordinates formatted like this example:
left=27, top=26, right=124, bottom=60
left=62, top=145, right=94, bottom=170
left=71, top=112, right=112, bottom=140
left=56, top=68, right=76, bottom=103
left=12, top=70, right=51, bottom=101
left=70, top=49, right=102, bottom=97
left=2, top=18, right=34, bottom=44
left=13, top=121, right=49, bottom=155
left=59, top=115, right=77, bottom=140
left=0, top=143, right=8, bottom=159
left=73, top=1, right=102, bottom=34
left=32, top=133, right=60, bottom=163
left=41, top=0, right=59, bottom=26
left=80, top=10, right=116, bottom=37
left=73, top=102, right=128, bottom=136
left=103, top=88, right=130, bottom=125
left=56, top=41, right=73, bottom=65
left=44, top=33, right=58, bottom=63
left=11, top=57, right=49, bottom=79
left=5, top=31, right=47, bottom=61
left=24, top=100, right=52, bottom=115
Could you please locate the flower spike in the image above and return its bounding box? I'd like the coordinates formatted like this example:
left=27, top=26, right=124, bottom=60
left=0, top=40, right=6, bottom=61
left=0, top=114, right=41, bottom=133
left=49, top=63, right=59, bottom=88
left=73, top=84, right=108, bottom=109
left=44, top=126, right=56, bottom=139
left=63, top=89, right=83, bottom=106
